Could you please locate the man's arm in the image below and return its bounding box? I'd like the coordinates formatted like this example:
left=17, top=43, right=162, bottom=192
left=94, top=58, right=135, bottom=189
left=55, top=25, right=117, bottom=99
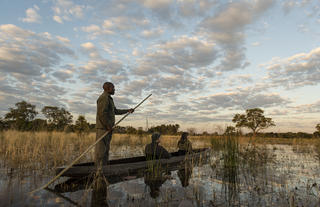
left=114, top=107, right=134, bottom=115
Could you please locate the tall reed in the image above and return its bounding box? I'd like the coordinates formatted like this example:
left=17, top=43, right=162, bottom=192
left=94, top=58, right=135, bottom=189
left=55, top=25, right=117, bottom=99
left=0, top=130, right=95, bottom=172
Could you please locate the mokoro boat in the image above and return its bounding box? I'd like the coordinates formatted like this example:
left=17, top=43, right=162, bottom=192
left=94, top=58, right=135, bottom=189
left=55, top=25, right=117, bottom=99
left=55, top=148, right=209, bottom=178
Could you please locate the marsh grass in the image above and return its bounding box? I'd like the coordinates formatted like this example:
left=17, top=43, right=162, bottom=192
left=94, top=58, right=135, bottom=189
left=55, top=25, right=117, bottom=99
left=210, top=135, right=280, bottom=205
left=0, top=130, right=95, bottom=172
left=1, top=130, right=320, bottom=206
left=1, top=130, right=318, bottom=174
left=0, top=131, right=210, bottom=175
left=220, top=135, right=240, bottom=205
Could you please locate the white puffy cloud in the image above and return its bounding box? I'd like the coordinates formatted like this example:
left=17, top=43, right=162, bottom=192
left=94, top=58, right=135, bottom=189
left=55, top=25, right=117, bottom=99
left=52, top=0, right=86, bottom=23
left=227, top=74, right=253, bottom=86
left=263, top=47, right=320, bottom=88
left=0, top=76, right=71, bottom=117
left=141, top=27, right=164, bottom=38
left=21, top=5, right=41, bottom=23
left=81, top=24, right=100, bottom=33
left=192, top=90, right=289, bottom=111
left=122, top=78, right=150, bottom=97
left=81, top=42, right=95, bottom=50
left=78, top=41, right=127, bottom=86
left=269, top=109, right=289, bottom=116
left=177, top=0, right=216, bottom=18
left=0, top=24, right=74, bottom=77
left=81, top=24, right=101, bottom=38
left=291, top=100, right=320, bottom=113
left=0, top=24, right=77, bottom=117
left=52, top=64, right=75, bottom=82
left=56, top=35, right=70, bottom=43
left=140, top=0, right=171, bottom=10
left=199, top=0, right=274, bottom=71
left=53, top=15, right=63, bottom=23
left=134, top=36, right=217, bottom=75
left=136, top=0, right=183, bottom=26
left=102, top=16, right=150, bottom=32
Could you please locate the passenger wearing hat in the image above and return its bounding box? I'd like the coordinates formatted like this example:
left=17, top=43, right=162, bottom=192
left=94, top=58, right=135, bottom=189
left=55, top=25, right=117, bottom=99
left=145, top=132, right=171, bottom=159
left=177, top=132, right=192, bottom=155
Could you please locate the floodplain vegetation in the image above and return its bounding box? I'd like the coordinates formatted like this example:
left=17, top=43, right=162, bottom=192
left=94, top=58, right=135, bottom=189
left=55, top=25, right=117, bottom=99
left=1, top=130, right=320, bottom=206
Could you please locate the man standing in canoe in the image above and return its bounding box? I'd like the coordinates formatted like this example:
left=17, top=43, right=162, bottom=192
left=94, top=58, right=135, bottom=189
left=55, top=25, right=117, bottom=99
left=96, top=82, right=134, bottom=167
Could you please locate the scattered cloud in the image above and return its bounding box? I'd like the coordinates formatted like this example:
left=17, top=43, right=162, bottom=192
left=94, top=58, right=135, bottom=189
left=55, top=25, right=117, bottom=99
left=21, top=5, right=41, bottom=23
left=0, top=24, right=74, bottom=77
left=134, top=36, right=217, bottom=75
left=0, top=24, right=77, bottom=115
left=53, top=15, right=63, bottom=23
left=52, top=0, right=86, bottom=23
left=141, top=27, right=164, bottom=38
left=263, top=47, right=320, bottom=89
left=192, top=90, right=289, bottom=111
left=81, top=24, right=101, bottom=38
left=102, top=16, right=150, bottom=32
left=81, top=42, right=96, bottom=50
left=52, top=64, right=75, bottom=82
left=56, top=35, right=70, bottom=44
left=282, top=0, right=313, bottom=14
left=177, top=0, right=217, bottom=18
left=227, top=74, right=253, bottom=86
left=291, top=100, right=320, bottom=113
left=199, top=0, right=274, bottom=71
left=268, top=109, right=289, bottom=116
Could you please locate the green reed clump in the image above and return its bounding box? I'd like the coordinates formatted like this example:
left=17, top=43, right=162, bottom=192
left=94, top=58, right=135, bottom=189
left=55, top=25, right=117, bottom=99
left=221, top=135, right=240, bottom=205
left=210, top=135, right=277, bottom=205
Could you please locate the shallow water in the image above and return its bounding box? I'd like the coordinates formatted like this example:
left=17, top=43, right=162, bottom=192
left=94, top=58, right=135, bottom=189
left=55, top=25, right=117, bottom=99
left=1, top=144, right=320, bottom=206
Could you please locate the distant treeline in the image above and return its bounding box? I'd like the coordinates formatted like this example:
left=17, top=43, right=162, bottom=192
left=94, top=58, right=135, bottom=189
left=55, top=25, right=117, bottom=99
left=244, top=132, right=320, bottom=139
left=0, top=100, right=181, bottom=135
left=1, top=100, right=320, bottom=138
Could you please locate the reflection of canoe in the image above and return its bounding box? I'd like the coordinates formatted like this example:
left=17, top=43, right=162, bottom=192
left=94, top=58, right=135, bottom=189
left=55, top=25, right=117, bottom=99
left=55, top=148, right=209, bottom=178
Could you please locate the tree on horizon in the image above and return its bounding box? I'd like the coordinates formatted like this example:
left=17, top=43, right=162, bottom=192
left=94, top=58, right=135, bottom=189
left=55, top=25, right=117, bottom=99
left=74, top=115, right=90, bottom=136
left=5, top=101, right=38, bottom=131
left=232, top=108, right=275, bottom=136
left=42, top=106, right=73, bottom=131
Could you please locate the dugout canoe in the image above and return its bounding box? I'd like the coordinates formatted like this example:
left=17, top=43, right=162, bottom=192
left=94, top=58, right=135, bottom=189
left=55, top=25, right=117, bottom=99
left=55, top=148, right=209, bottom=178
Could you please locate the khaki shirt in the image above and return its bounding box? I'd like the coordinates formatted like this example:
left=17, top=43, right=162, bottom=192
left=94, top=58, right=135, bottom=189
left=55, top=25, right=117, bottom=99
left=96, top=91, right=129, bottom=129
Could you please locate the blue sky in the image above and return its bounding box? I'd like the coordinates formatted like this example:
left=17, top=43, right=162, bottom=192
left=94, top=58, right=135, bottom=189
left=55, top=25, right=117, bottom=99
left=0, top=0, right=320, bottom=133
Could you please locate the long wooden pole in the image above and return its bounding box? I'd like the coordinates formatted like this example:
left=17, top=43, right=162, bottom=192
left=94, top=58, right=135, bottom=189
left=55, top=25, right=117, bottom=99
left=30, top=94, right=152, bottom=194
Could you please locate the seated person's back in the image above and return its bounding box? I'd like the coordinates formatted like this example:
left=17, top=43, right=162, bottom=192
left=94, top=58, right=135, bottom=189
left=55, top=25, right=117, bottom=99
left=177, top=132, right=192, bottom=154
left=145, top=132, right=171, bottom=159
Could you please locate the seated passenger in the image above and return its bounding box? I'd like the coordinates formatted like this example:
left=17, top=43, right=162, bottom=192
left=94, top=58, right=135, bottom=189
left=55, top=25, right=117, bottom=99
left=145, top=132, right=171, bottom=160
left=177, top=132, right=192, bottom=155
